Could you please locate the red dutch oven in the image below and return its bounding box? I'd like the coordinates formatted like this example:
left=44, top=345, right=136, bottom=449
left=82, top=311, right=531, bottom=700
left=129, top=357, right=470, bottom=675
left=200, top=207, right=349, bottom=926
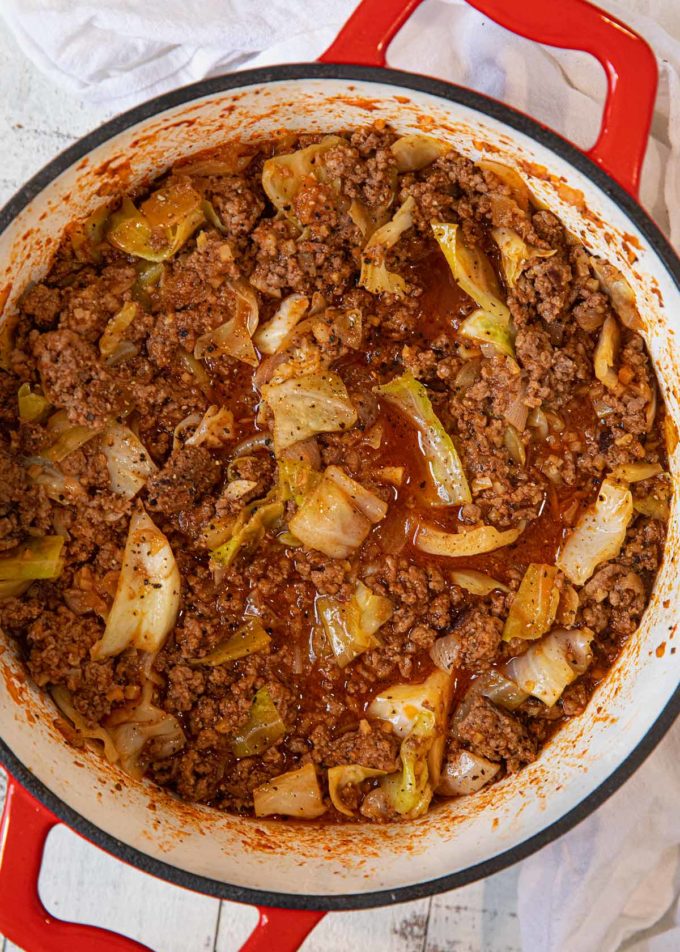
left=1, top=1, right=679, bottom=950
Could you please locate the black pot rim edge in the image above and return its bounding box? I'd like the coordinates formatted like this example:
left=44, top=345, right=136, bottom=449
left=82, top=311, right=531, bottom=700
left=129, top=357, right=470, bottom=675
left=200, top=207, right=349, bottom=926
left=1, top=61, right=679, bottom=914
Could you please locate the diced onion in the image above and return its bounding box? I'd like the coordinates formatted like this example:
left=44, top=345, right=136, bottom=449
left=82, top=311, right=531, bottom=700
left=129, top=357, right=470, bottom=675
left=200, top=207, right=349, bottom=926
left=253, top=762, right=327, bottom=819
left=430, top=632, right=461, bottom=673
left=505, top=627, right=594, bottom=707
left=437, top=750, right=500, bottom=796
left=415, top=521, right=525, bottom=558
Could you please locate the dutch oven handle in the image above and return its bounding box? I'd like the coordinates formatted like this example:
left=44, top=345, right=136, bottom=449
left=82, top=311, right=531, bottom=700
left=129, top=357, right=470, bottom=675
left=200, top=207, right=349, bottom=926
left=319, top=0, right=658, bottom=199
left=0, top=774, right=323, bottom=952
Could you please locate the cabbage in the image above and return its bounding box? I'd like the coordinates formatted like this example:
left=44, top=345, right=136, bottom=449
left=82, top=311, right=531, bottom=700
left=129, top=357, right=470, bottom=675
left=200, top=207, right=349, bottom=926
left=450, top=569, right=510, bottom=596
left=211, top=496, right=284, bottom=567
left=505, top=627, right=594, bottom=707
left=288, top=466, right=387, bottom=559
left=0, top=535, right=64, bottom=581
left=232, top=687, right=285, bottom=758
left=253, top=294, right=310, bottom=355
left=175, top=144, right=254, bottom=177
left=43, top=410, right=98, bottom=463
left=99, top=302, right=139, bottom=360
left=479, top=159, right=531, bottom=212
left=262, top=136, right=343, bottom=220
left=359, top=196, right=416, bottom=297
left=475, top=669, right=529, bottom=711
left=107, top=681, right=185, bottom=779
left=52, top=686, right=119, bottom=763
left=375, top=371, right=470, bottom=505
left=594, top=315, right=623, bottom=395
left=415, top=521, right=525, bottom=557
left=277, top=457, right=321, bottom=505
left=318, top=580, right=392, bottom=668
left=107, top=181, right=205, bottom=262
left=70, top=205, right=110, bottom=263
left=328, top=764, right=388, bottom=817
left=91, top=507, right=180, bottom=659
left=590, top=257, right=643, bottom=330
left=100, top=424, right=157, bottom=500
left=25, top=458, right=83, bottom=505
left=437, top=750, right=501, bottom=797
left=556, top=478, right=633, bottom=585
left=17, top=383, right=50, bottom=423
left=502, top=563, right=559, bottom=642
left=184, top=406, right=235, bottom=448
left=367, top=668, right=453, bottom=788
left=458, top=308, right=515, bottom=359
left=391, top=135, right=450, bottom=172
left=0, top=579, right=32, bottom=601
left=610, top=462, right=663, bottom=483
left=189, top=619, right=271, bottom=666
left=432, top=222, right=511, bottom=322
left=492, top=227, right=555, bottom=288
left=348, top=200, right=391, bottom=241
left=379, top=716, right=434, bottom=819
left=262, top=371, right=357, bottom=452
left=194, top=281, right=259, bottom=367
left=430, top=632, right=462, bottom=673
left=253, top=762, right=327, bottom=819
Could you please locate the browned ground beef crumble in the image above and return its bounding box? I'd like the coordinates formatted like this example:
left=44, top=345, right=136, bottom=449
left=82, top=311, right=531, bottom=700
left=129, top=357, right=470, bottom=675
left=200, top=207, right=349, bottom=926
left=0, top=125, right=669, bottom=822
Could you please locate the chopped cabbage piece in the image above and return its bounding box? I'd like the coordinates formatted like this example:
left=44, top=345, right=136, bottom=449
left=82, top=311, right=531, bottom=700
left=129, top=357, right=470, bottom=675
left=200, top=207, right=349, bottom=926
left=288, top=466, right=386, bottom=559
left=328, top=764, right=388, bottom=817
left=609, top=462, right=663, bottom=483
left=502, top=563, right=560, bottom=642
left=415, top=521, right=525, bottom=557
left=43, top=410, right=98, bottom=462
left=189, top=619, right=271, bottom=667
left=450, top=569, right=510, bottom=596
left=594, top=315, right=623, bottom=394
left=232, top=687, right=286, bottom=758
left=0, top=579, right=32, bottom=601
left=391, top=134, right=450, bottom=172
left=184, top=406, right=235, bottom=448
left=277, top=457, right=321, bottom=505
left=479, top=159, right=531, bottom=212
left=318, top=580, right=392, bottom=668
left=432, top=222, right=511, bottom=322
left=99, top=302, right=139, bottom=360
left=262, top=371, right=357, bottom=452
left=253, top=762, right=327, bottom=819
left=475, top=668, right=529, bottom=711
left=359, top=196, right=415, bottom=298
left=262, top=136, right=344, bottom=220
left=590, top=257, right=643, bottom=330
left=210, top=496, right=284, bottom=567
left=556, top=478, right=633, bottom=585
left=459, top=308, right=515, bottom=359
left=253, top=294, right=310, bottom=355
left=70, top=205, right=110, bottom=263
left=194, top=281, right=259, bottom=367
left=91, top=507, right=180, bottom=659
left=108, top=680, right=185, bottom=779
left=17, top=383, right=50, bottom=423
left=52, top=686, right=119, bottom=763
left=107, top=181, right=205, bottom=262
left=348, top=199, right=391, bottom=241
left=437, top=750, right=501, bottom=796
left=492, top=226, right=555, bottom=287
left=0, top=536, right=64, bottom=581
left=375, top=371, right=470, bottom=505
left=505, top=627, right=594, bottom=707
left=100, top=424, right=158, bottom=500
left=379, top=715, right=434, bottom=818
left=430, top=632, right=461, bottom=673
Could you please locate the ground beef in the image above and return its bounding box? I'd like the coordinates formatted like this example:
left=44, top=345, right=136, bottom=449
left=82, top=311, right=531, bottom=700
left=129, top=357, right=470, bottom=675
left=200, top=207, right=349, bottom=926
left=145, top=445, right=222, bottom=515
left=455, top=696, right=537, bottom=772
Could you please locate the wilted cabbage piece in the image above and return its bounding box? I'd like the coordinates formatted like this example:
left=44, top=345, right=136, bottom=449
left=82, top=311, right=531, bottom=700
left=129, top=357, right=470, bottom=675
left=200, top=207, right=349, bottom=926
left=478, top=159, right=531, bottom=213
left=184, top=406, right=235, bottom=448
left=359, top=196, right=416, bottom=297
left=277, top=457, right=321, bottom=505
left=556, top=478, right=633, bottom=585
left=432, top=222, right=511, bottom=322
left=107, top=180, right=205, bottom=262
left=475, top=668, right=529, bottom=711
left=415, top=521, right=525, bottom=557
left=375, top=371, right=471, bottom=505
left=100, top=424, right=158, bottom=500
left=189, top=619, right=271, bottom=667
left=253, top=294, right=310, bottom=355
left=437, top=750, right=501, bottom=797
left=232, top=687, right=286, bottom=758
left=51, top=685, right=119, bottom=763
left=253, top=762, right=327, bottom=819
left=194, top=281, right=259, bottom=367
left=261, top=135, right=344, bottom=220
left=328, top=764, right=388, bottom=816
left=379, top=715, right=434, bottom=818
left=450, top=569, right=510, bottom=596
left=609, top=462, right=663, bottom=483
left=594, top=314, right=623, bottom=394
left=91, top=507, right=180, bottom=659
left=262, top=371, right=358, bottom=452
left=43, top=410, right=99, bottom=463
left=17, top=383, right=50, bottom=423
left=391, top=134, right=450, bottom=172
left=107, top=681, right=185, bottom=779
left=288, top=465, right=387, bottom=559
left=0, top=535, right=64, bottom=582
left=458, top=308, right=515, bottom=359
left=318, top=580, right=393, bottom=668
left=492, top=226, right=555, bottom=288
left=502, top=563, right=560, bottom=642
left=70, top=205, right=110, bottom=263
left=0, top=579, right=32, bottom=601
left=99, top=301, right=139, bottom=361
left=590, top=257, right=643, bottom=330
left=210, top=495, right=284, bottom=567
left=505, top=627, right=594, bottom=707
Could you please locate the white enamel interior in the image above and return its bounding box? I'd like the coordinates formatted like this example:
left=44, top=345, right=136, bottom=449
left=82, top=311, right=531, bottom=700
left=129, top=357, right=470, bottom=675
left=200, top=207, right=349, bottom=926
left=1, top=76, right=678, bottom=901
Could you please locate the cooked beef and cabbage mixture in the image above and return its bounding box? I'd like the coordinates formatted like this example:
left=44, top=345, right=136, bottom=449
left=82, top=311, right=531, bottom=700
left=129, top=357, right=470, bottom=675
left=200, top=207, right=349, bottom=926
left=0, top=126, right=670, bottom=822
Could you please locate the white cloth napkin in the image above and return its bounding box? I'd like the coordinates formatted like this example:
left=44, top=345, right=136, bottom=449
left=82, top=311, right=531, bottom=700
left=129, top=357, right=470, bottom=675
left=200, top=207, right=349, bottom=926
left=1, top=1, right=679, bottom=949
